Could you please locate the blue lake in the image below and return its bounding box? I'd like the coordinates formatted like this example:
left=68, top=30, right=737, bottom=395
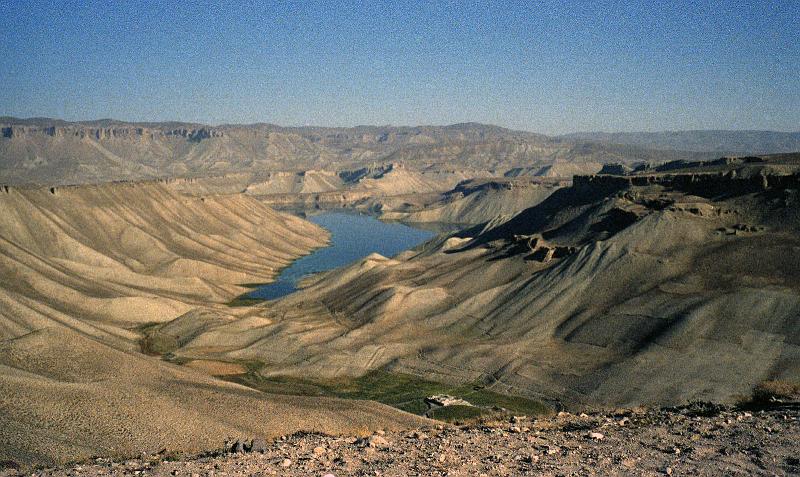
left=247, top=212, right=435, bottom=300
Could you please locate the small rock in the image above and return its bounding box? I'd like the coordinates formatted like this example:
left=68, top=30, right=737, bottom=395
left=251, top=438, right=268, bottom=453
left=280, top=459, right=292, bottom=468
left=588, top=432, right=605, bottom=440
left=366, top=435, right=390, bottom=449
left=313, top=446, right=327, bottom=457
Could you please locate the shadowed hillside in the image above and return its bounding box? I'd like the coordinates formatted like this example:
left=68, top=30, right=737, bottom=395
left=161, top=154, right=800, bottom=408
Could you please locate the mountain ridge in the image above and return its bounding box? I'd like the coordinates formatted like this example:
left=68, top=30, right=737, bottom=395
left=560, top=130, right=800, bottom=154
left=0, top=117, right=722, bottom=186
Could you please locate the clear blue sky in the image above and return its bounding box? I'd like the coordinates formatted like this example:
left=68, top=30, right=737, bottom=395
left=1, top=0, right=797, bottom=133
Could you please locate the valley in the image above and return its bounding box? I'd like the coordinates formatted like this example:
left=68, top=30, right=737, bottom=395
left=1, top=120, right=799, bottom=472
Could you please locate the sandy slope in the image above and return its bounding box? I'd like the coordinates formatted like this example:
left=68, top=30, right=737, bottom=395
left=380, top=178, right=564, bottom=225
left=170, top=157, right=800, bottom=408
left=0, top=182, right=428, bottom=467
left=0, top=182, right=327, bottom=326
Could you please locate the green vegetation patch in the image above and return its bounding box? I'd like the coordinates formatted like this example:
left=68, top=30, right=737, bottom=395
left=137, top=322, right=179, bottom=356
left=237, top=283, right=269, bottom=289
left=225, top=367, right=553, bottom=422
left=751, top=380, right=800, bottom=403
left=428, top=404, right=488, bottom=423
left=225, top=295, right=266, bottom=307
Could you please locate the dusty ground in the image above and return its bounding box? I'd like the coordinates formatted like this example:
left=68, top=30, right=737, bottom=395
left=8, top=404, right=798, bottom=476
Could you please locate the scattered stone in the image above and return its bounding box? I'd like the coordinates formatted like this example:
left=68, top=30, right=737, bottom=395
left=312, top=446, right=327, bottom=458
left=365, top=435, right=390, bottom=449
left=425, top=395, right=472, bottom=407
left=587, top=432, right=605, bottom=440
left=251, top=438, right=268, bottom=453
left=8, top=406, right=799, bottom=477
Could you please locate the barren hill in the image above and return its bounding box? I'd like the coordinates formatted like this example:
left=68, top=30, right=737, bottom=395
left=163, top=154, right=800, bottom=408
left=0, top=182, right=428, bottom=466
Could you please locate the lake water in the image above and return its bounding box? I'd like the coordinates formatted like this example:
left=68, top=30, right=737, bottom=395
left=247, top=212, right=435, bottom=300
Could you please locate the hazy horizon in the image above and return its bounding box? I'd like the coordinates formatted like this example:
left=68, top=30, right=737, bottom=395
left=2, top=0, right=798, bottom=135
left=3, top=115, right=800, bottom=135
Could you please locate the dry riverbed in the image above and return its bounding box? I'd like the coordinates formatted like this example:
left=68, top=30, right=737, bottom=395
left=6, top=404, right=799, bottom=477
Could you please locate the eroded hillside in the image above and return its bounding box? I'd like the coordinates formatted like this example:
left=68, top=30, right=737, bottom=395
left=161, top=155, right=800, bottom=408
left=0, top=182, right=428, bottom=467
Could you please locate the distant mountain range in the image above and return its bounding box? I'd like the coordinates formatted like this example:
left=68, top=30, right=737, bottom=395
left=3, top=117, right=796, bottom=185
left=560, top=130, right=800, bottom=154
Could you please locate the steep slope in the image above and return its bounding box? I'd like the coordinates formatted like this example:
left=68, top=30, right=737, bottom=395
left=0, top=182, right=428, bottom=467
left=0, top=182, right=327, bottom=325
left=167, top=155, right=800, bottom=408
left=380, top=178, right=564, bottom=225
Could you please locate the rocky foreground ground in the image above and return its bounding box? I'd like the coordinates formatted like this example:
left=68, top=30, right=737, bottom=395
left=5, top=404, right=799, bottom=477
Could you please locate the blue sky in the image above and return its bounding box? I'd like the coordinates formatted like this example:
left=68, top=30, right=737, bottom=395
left=1, top=0, right=797, bottom=133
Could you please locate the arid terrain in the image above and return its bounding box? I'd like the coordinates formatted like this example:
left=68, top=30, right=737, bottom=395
left=4, top=404, right=799, bottom=476
left=1, top=120, right=799, bottom=473
left=148, top=154, right=800, bottom=408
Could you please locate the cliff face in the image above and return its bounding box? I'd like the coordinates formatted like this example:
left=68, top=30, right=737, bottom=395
left=0, top=118, right=716, bottom=186
left=1, top=124, right=224, bottom=140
